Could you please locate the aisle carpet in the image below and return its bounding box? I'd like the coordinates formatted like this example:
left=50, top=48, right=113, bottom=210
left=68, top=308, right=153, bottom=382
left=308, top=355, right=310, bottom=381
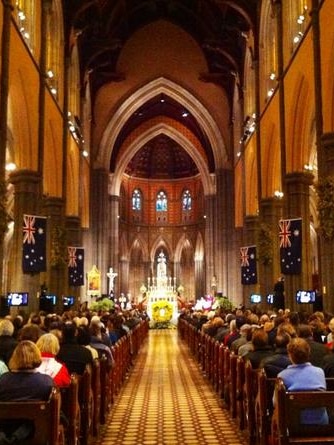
left=93, top=329, right=247, bottom=445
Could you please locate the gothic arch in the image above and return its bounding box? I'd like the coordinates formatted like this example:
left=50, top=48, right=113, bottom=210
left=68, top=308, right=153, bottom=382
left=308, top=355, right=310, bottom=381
left=129, top=236, right=149, bottom=263
left=109, top=121, right=214, bottom=196
left=98, top=77, right=227, bottom=171
left=149, top=236, right=172, bottom=264
left=174, top=234, right=194, bottom=264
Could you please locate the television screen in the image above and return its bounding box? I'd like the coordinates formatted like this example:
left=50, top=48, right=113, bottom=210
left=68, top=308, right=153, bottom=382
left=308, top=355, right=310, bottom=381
left=7, top=292, right=29, bottom=306
left=63, top=296, right=74, bottom=306
left=250, top=294, right=261, bottom=304
left=296, top=290, right=316, bottom=304
left=267, top=294, right=274, bottom=304
left=43, top=295, right=57, bottom=305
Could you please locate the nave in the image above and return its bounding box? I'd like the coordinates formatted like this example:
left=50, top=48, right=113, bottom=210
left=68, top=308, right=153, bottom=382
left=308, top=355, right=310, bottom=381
left=92, top=330, right=246, bottom=445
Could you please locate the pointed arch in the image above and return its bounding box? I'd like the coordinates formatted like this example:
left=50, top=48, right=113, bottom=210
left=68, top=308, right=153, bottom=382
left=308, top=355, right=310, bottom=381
left=129, top=236, right=149, bottom=263
left=98, top=77, right=227, bottom=170
left=174, top=234, right=194, bottom=264
left=195, top=232, right=205, bottom=262
left=149, top=236, right=172, bottom=264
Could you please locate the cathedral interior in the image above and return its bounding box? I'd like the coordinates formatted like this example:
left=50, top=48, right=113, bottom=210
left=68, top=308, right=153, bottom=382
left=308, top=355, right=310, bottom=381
left=1, top=0, right=334, bottom=314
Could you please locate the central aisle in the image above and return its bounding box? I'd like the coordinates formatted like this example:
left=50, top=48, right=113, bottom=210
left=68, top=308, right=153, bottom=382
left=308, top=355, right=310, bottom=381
left=96, top=330, right=247, bottom=445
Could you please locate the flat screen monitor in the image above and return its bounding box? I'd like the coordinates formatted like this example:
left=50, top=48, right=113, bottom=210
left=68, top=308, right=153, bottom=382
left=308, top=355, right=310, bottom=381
left=267, top=294, right=274, bottom=304
left=63, top=296, right=75, bottom=307
left=250, top=294, right=261, bottom=304
left=43, top=295, right=57, bottom=305
left=7, top=292, right=29, bottom=306
left=296, top=290, right=316, bottom=304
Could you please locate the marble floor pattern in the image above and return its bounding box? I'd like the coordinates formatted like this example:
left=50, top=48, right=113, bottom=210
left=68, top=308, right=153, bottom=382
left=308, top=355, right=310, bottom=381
left=92, top=329, right=247, bottom=445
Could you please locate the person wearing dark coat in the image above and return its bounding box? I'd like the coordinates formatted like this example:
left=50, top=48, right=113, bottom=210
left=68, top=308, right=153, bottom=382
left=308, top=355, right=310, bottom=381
left=260, top=332, right=291, bottom=377
left=245, top=328, right=272, bottom=369
left=297, top=324, right=328, bottom=368
left=0, top=319, right=18, bottom=365
left=56, top=321, right=93, bottom=375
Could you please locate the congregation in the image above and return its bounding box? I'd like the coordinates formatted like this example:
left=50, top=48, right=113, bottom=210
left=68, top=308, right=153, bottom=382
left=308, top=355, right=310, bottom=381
left=0, top=307, right=149, bottom=444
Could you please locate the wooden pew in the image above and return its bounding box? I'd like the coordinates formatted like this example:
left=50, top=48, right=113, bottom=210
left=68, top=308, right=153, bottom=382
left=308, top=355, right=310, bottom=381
left=0, top=387, right=64, bottom=445
left=244, top=359, right=259, bottom=445
left=77, top=365, right=93, bottom=445
left=271, top=378, right=334, bottom=445
left=229, top=352, right=238, bottom=418
left=254, top=368, right=275, bottom=445
left=60, top=374, right=80, bottom=445
left=236, top=356, right=246, bottom=431
left=91, top=359, right=101, bottom=436
left=100, top=355, right=111, bottom=424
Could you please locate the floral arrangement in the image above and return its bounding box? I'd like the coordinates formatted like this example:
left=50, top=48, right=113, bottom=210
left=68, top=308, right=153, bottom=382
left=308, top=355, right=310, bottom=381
left=316, top=176, right=334, bottom=239
left=257, top=222, right=274, bottom=265
left=90, top=297, right=115, bottom=313
left=50, top=225, right=67, bottom=268
left=151, top=300, right=173, bottom=328
left=212, top=295, right=233, bottom=311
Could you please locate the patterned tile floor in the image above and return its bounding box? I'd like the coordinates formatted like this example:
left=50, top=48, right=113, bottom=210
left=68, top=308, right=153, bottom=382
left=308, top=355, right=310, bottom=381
left=92, top=330, right=248, bottom=445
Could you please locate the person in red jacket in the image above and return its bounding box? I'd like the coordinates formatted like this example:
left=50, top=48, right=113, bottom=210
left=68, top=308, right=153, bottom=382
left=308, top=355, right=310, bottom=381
left=36, top=333, right=71, bottom=387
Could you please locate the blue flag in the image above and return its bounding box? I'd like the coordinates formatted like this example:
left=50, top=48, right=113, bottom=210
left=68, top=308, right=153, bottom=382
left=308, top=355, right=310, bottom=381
left=240, top=245, right=257, bottom=285
left=68, top=247, right=84, bottom=286
left=279, top=218, right=302, bottom=274
left=22, top=215, right=47, bottom=273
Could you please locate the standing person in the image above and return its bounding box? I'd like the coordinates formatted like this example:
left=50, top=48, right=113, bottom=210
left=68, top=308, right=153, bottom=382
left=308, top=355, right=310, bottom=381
left=276, top=337, right=328, bottom=425
left=274, top=276, right=285, bottom=310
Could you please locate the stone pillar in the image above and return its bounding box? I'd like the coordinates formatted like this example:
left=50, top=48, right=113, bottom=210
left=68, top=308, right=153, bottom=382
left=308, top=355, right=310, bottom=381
left=259, top=198, right=284, bottom=297
left=42, top=197, right=66, bottom=305
left=195, top=257, right=205, bottom=300
left=109, top=194, right=119, bottom=295
left=91, top=168, right=110, bottom=294
left=204, top=194, right=215, bottom=295
left=318, top=133, right=334, bottom=312
left=8, top=170, right=42, bottom=314
left=284, top=172, right=314, bottom=310
left=0, top=0, right=14, bottom=291
left=216, top=168, right=235, bottom=298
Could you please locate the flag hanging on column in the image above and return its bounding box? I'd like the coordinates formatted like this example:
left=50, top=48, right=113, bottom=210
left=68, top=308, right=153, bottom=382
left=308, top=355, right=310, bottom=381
left=22, top=214, right=47, bottom=273
left=68, top=247, right=84, bottom=286
left=240, top=245, right=257, bottom=285
left=279, top=218, right=302, bottom=275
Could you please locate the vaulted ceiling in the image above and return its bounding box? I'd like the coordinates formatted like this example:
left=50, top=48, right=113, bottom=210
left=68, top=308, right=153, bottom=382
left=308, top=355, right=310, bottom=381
left=63, top=0, right=258, bottom=178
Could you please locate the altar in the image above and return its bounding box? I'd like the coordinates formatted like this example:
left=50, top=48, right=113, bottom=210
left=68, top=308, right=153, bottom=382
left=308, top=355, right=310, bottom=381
left=146, top=251, right=179, bottom=325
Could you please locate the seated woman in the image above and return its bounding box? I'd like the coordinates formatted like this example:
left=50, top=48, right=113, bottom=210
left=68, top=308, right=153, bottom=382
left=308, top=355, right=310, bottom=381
left=0, top=340, right=54, bottom=443
left=276, top=337, right=328, bottom=425
left=36, top=333, right=71, bottom=387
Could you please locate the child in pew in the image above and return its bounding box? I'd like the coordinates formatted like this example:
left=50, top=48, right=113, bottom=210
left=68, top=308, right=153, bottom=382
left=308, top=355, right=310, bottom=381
left=0, top=340, right=54, bottom=444
left=275, top=337, right=329, bottom=425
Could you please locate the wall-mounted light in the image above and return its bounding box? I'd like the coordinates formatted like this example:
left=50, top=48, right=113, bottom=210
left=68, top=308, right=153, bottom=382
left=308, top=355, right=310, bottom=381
left=5, top=162, right=17, bottom=172
left=81, top=150, right=89, bottom=158
left=304, top=164, right=314, bottom=171
left=274, top=190, right=284, bottom=199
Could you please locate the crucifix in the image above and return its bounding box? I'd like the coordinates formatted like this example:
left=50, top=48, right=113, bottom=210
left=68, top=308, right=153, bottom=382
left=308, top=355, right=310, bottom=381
left=107, top=267, right=118, bottom=295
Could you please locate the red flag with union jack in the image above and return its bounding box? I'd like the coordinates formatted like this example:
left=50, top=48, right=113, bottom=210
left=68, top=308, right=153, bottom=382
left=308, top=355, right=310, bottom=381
left=22, top=214, right=47, bottom=273
left=68, top=247, right=84, bottom=286
left=279, top=218, right=302, bottom=274
left=240, top=245, right=257, bottom=285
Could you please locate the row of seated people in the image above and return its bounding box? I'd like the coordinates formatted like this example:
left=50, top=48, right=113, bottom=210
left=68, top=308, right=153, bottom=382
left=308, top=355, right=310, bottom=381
left=179, top=307, right=334, bottom=445
left=0, top=308, right=149, bottom=444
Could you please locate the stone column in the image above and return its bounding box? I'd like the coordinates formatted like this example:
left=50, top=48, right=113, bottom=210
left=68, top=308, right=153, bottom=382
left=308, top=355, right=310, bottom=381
left=109, top=194, right=119, bottom=295
left=8, top=170, right=42, bottom=313
left=43, top=197, right=66, bottom=304
left=318, top=133, right=334, bottom=312
left=0, top=0, right=14, bottom=291
left=215, top=168, right=235, bottom=298
left=258, top=198, right=284, bottom=296
left=204, top=194, right=215, bottom=295
left=91, top=168, right=110, bottom=294
left=284, top=172, right=314, bottom=310
left=195, top=257, right=205, bottom=300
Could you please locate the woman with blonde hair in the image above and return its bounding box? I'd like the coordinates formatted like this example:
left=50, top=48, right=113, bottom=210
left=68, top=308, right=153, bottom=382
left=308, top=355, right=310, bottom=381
left=36, top=333, right=71, bottom=387
left=0, top=340, right=54, bottom=443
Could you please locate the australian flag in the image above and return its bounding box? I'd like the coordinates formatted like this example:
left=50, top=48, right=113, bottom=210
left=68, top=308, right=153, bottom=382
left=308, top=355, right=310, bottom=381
left=279, top=218, right=302, bottom=274
left=68, top=247, right=84, bottom=286
left=22, top=214, right=47, bottom=273
left=240, top=245, right=257, bottom=285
